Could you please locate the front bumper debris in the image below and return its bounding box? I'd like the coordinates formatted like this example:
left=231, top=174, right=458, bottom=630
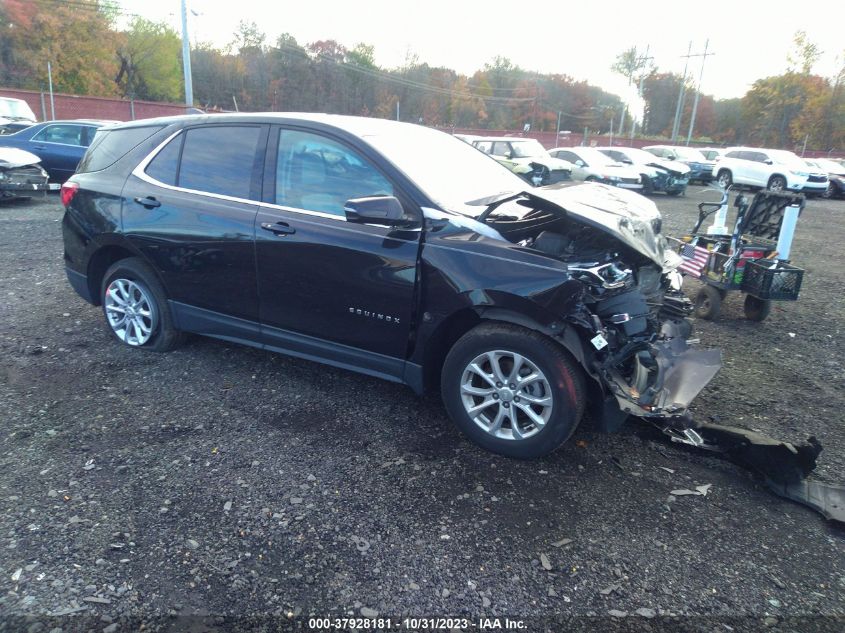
left=658, top=420, right=844, bottom=523
left=0, top=164, right=50, bottom=199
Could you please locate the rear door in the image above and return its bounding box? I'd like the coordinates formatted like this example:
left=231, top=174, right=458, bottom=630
left=254, top=126, right=420, bottom=380
left=121, top=124, right=268, bottom=338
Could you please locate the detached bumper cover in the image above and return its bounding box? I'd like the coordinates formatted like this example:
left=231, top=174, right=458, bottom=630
left=607, top=337, right=722, bottom=418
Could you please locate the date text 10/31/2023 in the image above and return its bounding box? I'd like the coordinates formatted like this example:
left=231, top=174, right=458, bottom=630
left=307, top=617, right=527, bottom=630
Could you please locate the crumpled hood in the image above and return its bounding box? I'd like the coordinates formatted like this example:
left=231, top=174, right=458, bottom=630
left=513, top=155, right=574, bottom=173
left=648, top=158, right=691, bottom=177
left=529, top=182, right=681, bottom=270
left=0, top=147, right=42, bottom=169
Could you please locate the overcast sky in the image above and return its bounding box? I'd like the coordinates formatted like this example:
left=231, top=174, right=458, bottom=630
left=119, top=0, right=844, bottom=101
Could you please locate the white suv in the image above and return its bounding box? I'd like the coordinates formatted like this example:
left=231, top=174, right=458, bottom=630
left=712, top=147, right=827, bottom=195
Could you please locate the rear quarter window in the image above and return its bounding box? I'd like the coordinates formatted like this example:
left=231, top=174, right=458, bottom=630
left=77, top=126, right=163, bottom=173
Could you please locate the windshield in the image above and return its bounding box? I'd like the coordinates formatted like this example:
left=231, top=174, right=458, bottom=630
left=768, top=150, right=809, bottom=169
left=671, top=146, right=707, bottom=161
left=0, top=98, right=36, bottom=121
left=362, top=125, right=529, bottom=216
left=574, top=147, right=616, bottom=166
left=509, top=139, right=548, bottom=158
left=623, top=147, right=667, bottom=163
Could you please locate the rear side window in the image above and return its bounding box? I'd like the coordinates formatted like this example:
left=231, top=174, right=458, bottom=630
left=78, top=126, right=163, bottom=173
left=144, top=134, right=183, bottom=185
left=177, top=126, right=262, bottom=199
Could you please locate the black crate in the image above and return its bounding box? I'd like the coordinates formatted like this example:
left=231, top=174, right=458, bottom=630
left=740, top=259, right=804, bottom=301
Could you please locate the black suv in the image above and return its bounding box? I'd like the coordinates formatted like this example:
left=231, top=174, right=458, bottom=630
left=62, top=114, right=720, bottom=458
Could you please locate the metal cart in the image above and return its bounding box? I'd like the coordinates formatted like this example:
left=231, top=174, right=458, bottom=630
left=670, top=188, right=805, bottom=321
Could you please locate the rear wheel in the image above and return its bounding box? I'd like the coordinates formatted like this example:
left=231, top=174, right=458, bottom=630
left=101, top=258, right=183, bottom=352
left=743, top=295, right=771, bottom=321
left=767, top=175, right=787, bottom=191
left=717, top=170, right=732, bottom=188
left=694, top=285, right=722, bottom=320
left=441, top=323, right=585, bottom=459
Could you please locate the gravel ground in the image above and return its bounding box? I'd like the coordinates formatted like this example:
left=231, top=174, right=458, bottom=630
left=1, top=188, right=844, bottom=632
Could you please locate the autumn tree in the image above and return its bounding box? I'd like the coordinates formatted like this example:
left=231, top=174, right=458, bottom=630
left=0, top=0, right=118, bottom=95
left=116, top=18, right=182, bottom=102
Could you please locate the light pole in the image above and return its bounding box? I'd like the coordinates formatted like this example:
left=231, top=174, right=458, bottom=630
left=180, top=0, right=194, bottom=107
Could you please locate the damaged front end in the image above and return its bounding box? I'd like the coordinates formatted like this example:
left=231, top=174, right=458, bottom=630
left=0, top=148, right=50, bottom=201
left=476, top=183, right=841, bottom=521
left=481, top=184, right=721, bottom=431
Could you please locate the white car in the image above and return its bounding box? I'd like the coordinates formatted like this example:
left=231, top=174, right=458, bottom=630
left=596, top=146, right=690, bottom=196
left=470, top=137, right=573, bottom=185
left=548, top=147, right=642, bottom=190
left=712, top=147, right=827, bottom=195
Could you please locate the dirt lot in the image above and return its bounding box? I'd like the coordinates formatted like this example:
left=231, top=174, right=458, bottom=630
left=1, top=187, right=844, bottom=632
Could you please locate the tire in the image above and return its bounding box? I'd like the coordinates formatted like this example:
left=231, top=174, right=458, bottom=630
left=716, top=170, right=732, bottom=188
left=641, top=176, right=654, bottom=195
left=767, top=175, right=786, bottom=191
left=822, top=182, right=833, bottom=199
left=101, top=257, right=183, bottom=352
left=694, top=285, right=722, bottom=320
left=666, top=189, right=683, bottom=197
left=743, top=295, right=771, bottom=322
left=585, top=176, right=599, bottom=183
left=441, top=323, right=586, bottom=459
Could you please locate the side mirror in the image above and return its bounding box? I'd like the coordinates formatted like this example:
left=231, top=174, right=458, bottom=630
left=344, top=196, right=405, bottom=225
left=668, top=153, right=677, bottom=160
left=764, top=159, right=773, bottom=165
left=622, top=158, right=633, bottom=164
left=575, top=159, right=586, bottom=167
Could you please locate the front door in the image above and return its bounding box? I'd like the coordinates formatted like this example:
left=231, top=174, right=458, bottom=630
left=255, top=127, right=420, bottom=380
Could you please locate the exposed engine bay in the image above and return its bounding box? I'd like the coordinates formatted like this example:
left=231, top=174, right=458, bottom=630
left=479, top=189, right=720, bottom=430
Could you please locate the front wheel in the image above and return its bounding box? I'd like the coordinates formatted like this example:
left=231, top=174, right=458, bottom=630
left=767, top=175, right=787, bottom=191
left=822, top=182, right=834, bottom=199
left=101, top=258, right=183, bottom=352
left=441, top=323, right=585, bottom=459
left=716, top=170, right=732, bottom=188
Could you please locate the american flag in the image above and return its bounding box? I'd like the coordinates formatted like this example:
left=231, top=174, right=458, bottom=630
left=679, top=243, right=710, bottom=278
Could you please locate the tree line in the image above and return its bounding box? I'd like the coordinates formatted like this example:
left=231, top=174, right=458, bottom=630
left=1, top=0, right=842, bottom=151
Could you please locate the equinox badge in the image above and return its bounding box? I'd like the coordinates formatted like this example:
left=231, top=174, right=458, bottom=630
left=348, top=307, right=400, bottom=324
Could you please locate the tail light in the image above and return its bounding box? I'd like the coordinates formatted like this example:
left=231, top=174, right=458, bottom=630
left=60, top=181, right=79, bottom=207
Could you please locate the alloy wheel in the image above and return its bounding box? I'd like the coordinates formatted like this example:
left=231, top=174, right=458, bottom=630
left=459, top=350, right=553, bottom=441
left=104, top=278, right=156, bottom=346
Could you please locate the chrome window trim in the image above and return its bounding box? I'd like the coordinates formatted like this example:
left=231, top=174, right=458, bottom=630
left=132, top=128, right=267, bottom=207
left=132, top=126, right=420, bottom=229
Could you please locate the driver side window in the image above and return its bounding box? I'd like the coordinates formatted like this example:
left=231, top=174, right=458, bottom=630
left=275, top=130, right=393, bottom=216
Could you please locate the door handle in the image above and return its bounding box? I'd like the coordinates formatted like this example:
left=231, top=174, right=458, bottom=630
left=134, top=196, right=161, bottom=209
left=261, top=221, right=296, bottom=236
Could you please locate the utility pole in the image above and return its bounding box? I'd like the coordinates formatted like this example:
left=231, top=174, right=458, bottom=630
left=686, top=39, right=714, bottom=145
left=631, top=45, right=653, bottom=142
left=180, top=0, right=193, bottom=107
left=671, top=42, right=692, bottom=143
left=47, top=61, right=55, bottom=120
